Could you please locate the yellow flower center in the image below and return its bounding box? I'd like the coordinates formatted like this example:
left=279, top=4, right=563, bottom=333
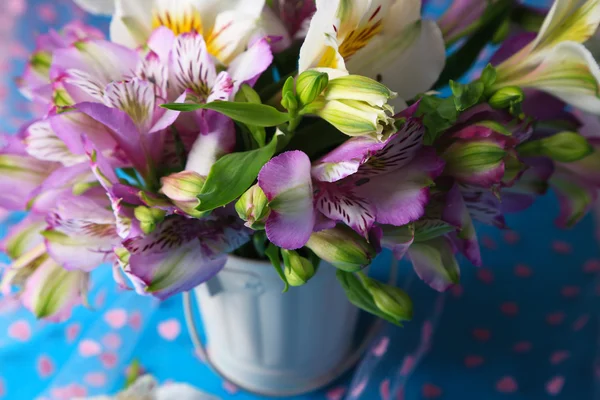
left=338, top=21, right=383, bottom=60
left=152, top=6, right=203, bottom=36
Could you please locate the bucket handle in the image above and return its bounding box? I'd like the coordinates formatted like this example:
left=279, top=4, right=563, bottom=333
left=182, top=259, right=398, bottom=397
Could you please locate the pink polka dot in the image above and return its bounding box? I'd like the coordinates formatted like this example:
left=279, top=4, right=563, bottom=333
left=400, top=355, right=415, bottom=375
left=552, top=240, right=572, bottom=254
left=496, top=376, right=518, bottom=393
left=477, top=269, right=494, bottom=284
left=550, top=350, right=570, bottom=365
left=380, top=379, right=390, bottom=400
left=450, top=284, right=463, bottom=298
left=464, top=355, right=484, bottom=368
left=158, top=319, right=181, bottom=341
left=94, top=290, right=106, bottom=308
left=0, top=378, right=4, bottom=397
left=102, top=332, right=122, bottom=350
left=546, top=312, right=566, bottom=325
left=500, top=302, right=519, bottom=316
left=222, top=381, right=238, bottom=394
left=37, top=355, right=55, bottom=378
left=514, top=264, right=533, bottom=278
left=561, top=286, right=580, bottom=298
left=36, top=4, right=57, bottom=23
left=78, top=340, right=102, bottom=357
left=65, top=323, right=81, bottom=343
left=583, top=259, right=600, bottom=273
left=326, top=386, right=346, bottom=400
left=503, top=231, right=520, bottom=244
left=84, top=372, right=107, bottom=387
left=372, top=336, right=389, bottom=356
left=104, top=308, right=128, bottom=329
left=473, top=328, right=491, bottom=342
left=100, top=352, right=118, bottom=369
left=51, top=384, right=87, bottom=400
left=546, top=376, right=565, bottom=396
left=513, top=341, right=532, bottom=353
left=422, top=383, right=442, bottom=398
left=8, top=320, right=31, bottom=342
left=481, top=235, right=497, bottom=250
left=350, top=378, right=367, bottom=398
left=573, top=314, right=590, bottom=331
left=129, top=311, right=142, bottom=330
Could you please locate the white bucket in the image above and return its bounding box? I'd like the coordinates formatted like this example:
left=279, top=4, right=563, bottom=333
left=185, top=255, right=375, bottom=397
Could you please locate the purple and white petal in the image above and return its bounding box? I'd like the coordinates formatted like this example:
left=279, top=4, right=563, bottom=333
left=356, top=148, right=445, bottom=227
left=408, top=237, right=460, bottom=292
left=170, top=32, right=218, bottom=101
left=258, top=151, right=315, bottom=250
left=460, top=185, right=506, bottom=228
left=227, top=37, right=274, bottom=93
left=24, top=120, right=84, bottom=166
left=315, top=182, right=376, bottom=237
left=186, top=112, right=236, bottom=176
left=381, top=225, right=415, bottom=261
left=312, top=136, right=385, bottom=183
left=123, top=216, right=250, bottom=299
left=206, top=72, right=234, bottom=103
left=443, top=185, right=481, bottom=267
left=103, top=78, right=156, bottom=134
left=357, top=118, right=425, bottom=177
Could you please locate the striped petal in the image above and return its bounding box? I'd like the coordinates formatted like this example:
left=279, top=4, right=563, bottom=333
left=170, top=32, right=218, bottom=100
left=123, top=215, right=250, bottom=299
left=227, top=37, right=273, bottom=93
left=443, top=184, right=481, bottom=267
left=103, top=78, right=156, bottom=133
left=24, top=120, right=85, bottom=166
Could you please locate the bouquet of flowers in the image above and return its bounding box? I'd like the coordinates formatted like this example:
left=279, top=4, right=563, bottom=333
left=2, top=0, right=600, bottom=326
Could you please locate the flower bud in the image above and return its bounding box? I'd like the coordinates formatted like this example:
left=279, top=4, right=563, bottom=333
left=489, top=86, right=524, bottom=110
left=281, top=91, right=298, bottom=113
left=324, top=75, right=396, bottom=107
left=363, top=279, right=413, bottom=323
left=160, top=171, right=205, bottom=202
left=235, top=184, right=271, bottom=230
left=306, top=226, right=376, bottom=272
left=517, top=131, right=593, bottom=163
left=442, top=139, right=507, bottom=187
left=296, top=70, right=329, bottom=106
left=281, top=249, right=315, bottom=286
left=134, top=206, right=166, bottom=234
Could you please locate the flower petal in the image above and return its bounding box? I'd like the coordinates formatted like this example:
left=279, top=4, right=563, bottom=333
left=123, top=215, right=249, bottom=299
left=207, top=10, right=261, bottom=64
left=381, top=224, right=414, bottom=261
left=258, top=151, right=315, bottom=249
left=315, top=182, right=376, bottom=237
left=355, top=147, right=444, bottom=226
left=21, top=258, right=88, bottom=322
left=408, top=237, right=460, bottom=292
left=73, top=0, right=115, bottom=15
left=0, top=214, right=46, bottom=259
left=443, top=184, right=481, bottom=266
left=110, top=0, right=153, bottom=48
left=227, top=37, right=274, bottom=93
left=24, top=120, right=85, bottom=166
left=312, top=136, right=385, bottom=183
left=460, top=185, right=506, bottom=228
left=551, top=170, right=597, bottom=228
left=170, top=32, right=218, bottom=100
left=185, top=112, right=236, bottom=176
left=103, top=78, right=156, bottom=133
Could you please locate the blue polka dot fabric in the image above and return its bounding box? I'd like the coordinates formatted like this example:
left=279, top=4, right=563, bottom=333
left=1, top=0, right=599, bottom=399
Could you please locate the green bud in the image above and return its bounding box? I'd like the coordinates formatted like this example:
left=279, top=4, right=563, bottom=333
left=442, top=140, right=506, bottom=181
left=134, top=206, right=166, bottom=234
left=517, top=131, right=594, bottom=163
left=363, top=279, right=413, bottom=322
left=235, top=184, right=271, bottom=230
left=489, top=86, right=524, bottom=110
left=281, top=91, right=298, bottom=113
left=282, top=249, right=315, bottom=286
left=306, top=226, right=376, bottom=272
left=296, top=70, right=329, bottom=106
left=480, top=64, right=498, bottom=88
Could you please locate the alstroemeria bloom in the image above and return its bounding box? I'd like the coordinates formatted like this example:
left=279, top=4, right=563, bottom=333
left=493, top=0, right=600, bottom=114
left=0, top=134, right=59, bottom=211
left=122, top=214, right=250, bottom=299
left=17, top=21, right=104, bottom=103
left=75, top=0, right=268, bottom=66
left=299, top=0, right=445, bottom=102
left=311, top=117, right=445, bottom=238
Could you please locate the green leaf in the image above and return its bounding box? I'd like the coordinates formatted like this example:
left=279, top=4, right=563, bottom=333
left=196, top=136, right=278, bottom=212
left=336, top=270, right=404, bottom=326
left=517, top=131, right=593, bottom=163
left=240, top=84, right=262, bottom=104
left=450, top=80, right=485, bottom=111
left=162, top=101, right=290, bottom=127
left=266, top=243, right=289, bottom=293
left=417, top=96, right=458, bottom=145
left=414, top=219, right=456, bottom=242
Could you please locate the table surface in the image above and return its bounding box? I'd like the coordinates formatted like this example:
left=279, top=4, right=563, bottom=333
left=2, top=1, right=600, bottom=399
